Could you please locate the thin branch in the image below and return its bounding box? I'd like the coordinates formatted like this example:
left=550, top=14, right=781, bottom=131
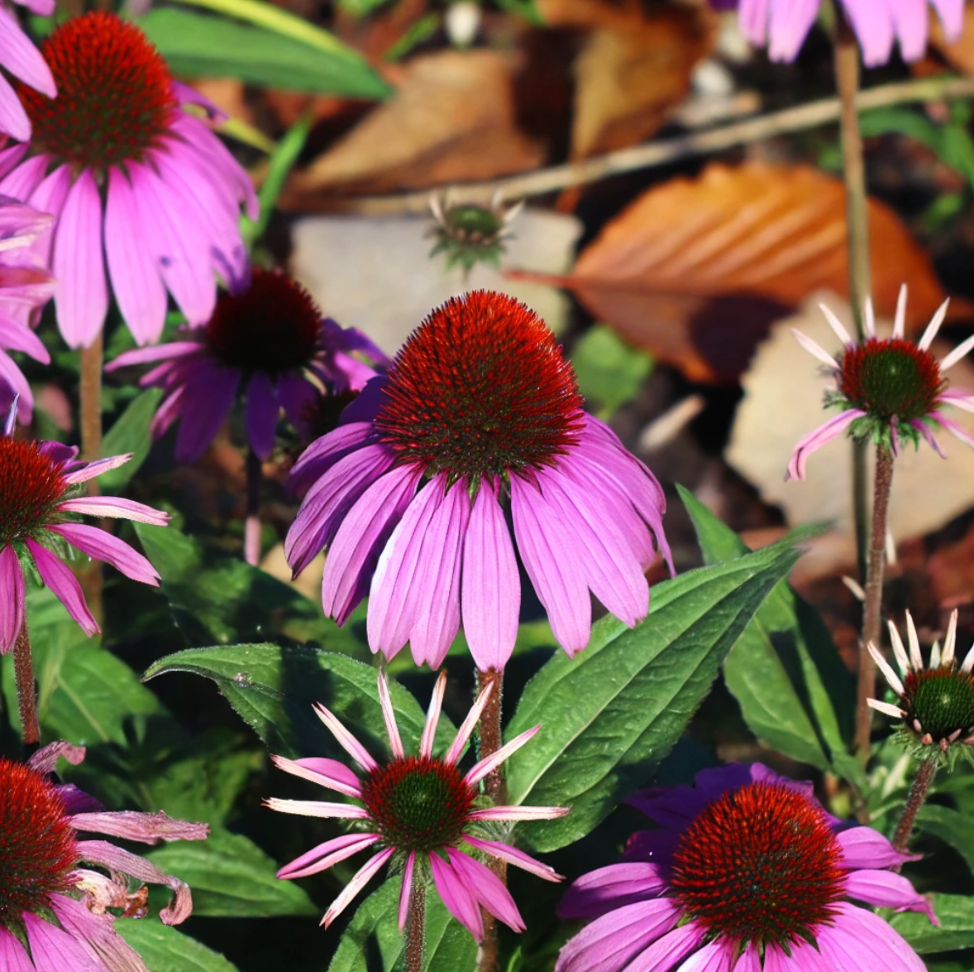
left=334, top=76, right=974, bottom=215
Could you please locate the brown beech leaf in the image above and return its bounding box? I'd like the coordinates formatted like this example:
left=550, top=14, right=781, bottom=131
left=283, top=49, right=544, bottom=200
left=514, top=162, right=966, bottom=383
left=570, top=5, right=716, bottom=163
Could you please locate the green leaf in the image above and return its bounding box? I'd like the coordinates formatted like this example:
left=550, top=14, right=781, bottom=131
left=146, top=830, right=316, bottom=917
left=137, top=8, right=390, bottom=98
left=916, top=803, right=974, bottom=876
left=571, top=325, right=653, bottom=420
left=134, top=521, right=366, bottom=652
left=679, top=486, right=855, bottom=775
left=117, top=919, right=242, bottom=972
left=505, top=532, right=806, bottom=852
left=143, top=644, right=455, bottom=760
left=328, top=876, right=477, bottom=972
left=100, top=388, right=164, bottom=491
left=891, top=895, right=974, bottom=953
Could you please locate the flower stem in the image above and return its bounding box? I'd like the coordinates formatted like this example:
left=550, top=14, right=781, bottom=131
left=405, top=878, right=426, bottom=972
left=857, top=444, right=894, bottom=759
left=475, top=668, right=507, bottom=972
left=893, top=758, right=936, bottom=852
left=244, top=447, right=262, bottom=567
left=13, top=616, right=40, bottom=750
left=80, top=335, right=104, bottom=462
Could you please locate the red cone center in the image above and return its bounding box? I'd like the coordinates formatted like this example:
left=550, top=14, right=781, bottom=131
left=375, top=291, right=584, bottom=480
left=0, top=759, right=78, bottom=927
left=0, top=438, right=67, bottom=547
left=205, top=268, right=322, bottom=375
left=19, top=12, right=177, bottom=170
left=361, top=756, right=475, bottom=853
left=671, top=781, right=844, bottom=949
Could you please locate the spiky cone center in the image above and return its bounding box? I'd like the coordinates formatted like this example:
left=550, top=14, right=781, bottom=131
left=18, top=12, right=176, bottom=170
left=670, top=782, right=844, bottom=949
left=205, top=268, right=322, bottom=376
left=903, top=667, right=974, bottom=742
left=0, top=438, right=67, bottom=547
left=375, top=291, right=584, bottom=480
left=0, top=759, right=78, bottom=929
left=439, top=204, right=507, bottom=245
left=360, top=756, right=475, bottom=853
left=838, top=338, right=945, bottom=423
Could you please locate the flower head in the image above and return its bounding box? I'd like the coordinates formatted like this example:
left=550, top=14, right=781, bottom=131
left=286, top=290, right=671, bottom=671
left=0, top=0, right=56, bottom=143
left=558, top=763, right=933, bottom=972
left=787, top=287, right=974, bottom=480
left=0, top=199, right=56, bottom=424
left=0, top=741, right=208, bottom=971
left=428, top=192, right=523, bottom=274
left=869, top=610, right=974, bottom=764
left=107, top=268, right=389, bottom=464
left=731, top=0, right=962, bottom=66
left=0, top=402, right=168, bottom=652
left=266, top=670, right=568, bottom=940
left=3, top=12, right=256, bottom=349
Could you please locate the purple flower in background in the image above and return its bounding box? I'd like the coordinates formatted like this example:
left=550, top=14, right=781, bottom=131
left=2, top=12, right=255, bottom=350
left=732, top=0, right=962, bottom=65
left=0, top=198, right=55, bottom=423
left=0, top=403, right=168, bottom=652
left=787, top=287, right=974, bottom=480
left=0, top=741, right=207, bottom=972
left=286, top=290, right=671, bottom=672
left=108, top=267, right=389, bottom=464
left=0, top=0, right=55, bottom=142
left=557, top=763, right=933, bottom=972
left=266, top=670, right=567, bottom=939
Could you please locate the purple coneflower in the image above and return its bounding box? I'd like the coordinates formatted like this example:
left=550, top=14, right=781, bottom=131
left=286, top=290, right=670, bottom=671
left=2, top=11, right=255, bottom=349
left=734, top=0, right=961, bottom=66
left=107, top=267, right=388, bottom=464
left=0, top=403, right=168, bottom=652
left=0, top=198, right=55, bottom=423
left=558, top=762, right=933, bottom=972
left=870, top=610, right=974, bottom=755
left=787, top=286, right=974, bottom=481
left=266, top=669, right=567, bottom=939
left=0, top=0, right=55, bottom=142
left=0, top=741, right=207, bottom=972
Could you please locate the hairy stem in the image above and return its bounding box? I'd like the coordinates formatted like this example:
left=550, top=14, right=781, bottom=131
left=244, top=447, right=262, bottom=567
left=893, top=759, right=937, bottom=852
left=475, top=668, right=507, bottom=972
left=80, top=335, right=104, bottom=463
left=858, top=445, right=894, bottom=759
left=405, top=878, right=426, bottom=972
left=13, top=617, right=40, bottom=749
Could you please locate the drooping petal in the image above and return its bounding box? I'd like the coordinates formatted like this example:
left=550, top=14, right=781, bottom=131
left=0, top=924, right=39, bottom=972
left=429, top=852, right=484, bottom=940
left=446, top=848, right=525, bottom=931
left=844, top=870, right=936, bottom=918
left=817, top=902, right=927, bottom=972
left=463, top=836, right=563, bottom=883
left=24, top=911, right=111, bottom=972
left=26, top=538, right=98, bottom=636
left=837, top=827, right=918, bottom=870
left=322, top=848, right=394, bottom=928
left=0, top=543, right=25, bottom=653
left=47, top=523, right=159, bottom=586
left=244, top=371, right=280, bottom=460
left=624, top=921, right=707, bottom=972
left=278, top=833, right=380, bottom=881
left=398, top=852, right=416, bottom=933
left=674, top=940, right=734, bottom=972
left=0, top=6, right=56, bottom=94
left=51, top=894, right=151, bottom=972
left=461, top=477, right=520, bottom=671
left=786, top=409, right=865, bottom=481
left=840, top=0, right=895, bottom=66
left=52, top=170, right=108, bottom=349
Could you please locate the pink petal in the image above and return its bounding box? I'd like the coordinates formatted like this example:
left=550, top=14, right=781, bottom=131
left=0, top=926, right=35, bottom=972
left=25, top=538, right=98, bottom=636
left=245, top=371, right=280, bottom=460
left=398, top=851, right=416, bottom=933
left=269, top=754, right=362, bottom=798
left=463, top=836, right=562, bottom=882
left=24, top=911, right=111, bottom=972
left=786, top=409, right=865, bottom=481
left=57, top=496, right=169, bottom=526
left=447, top=848, right=524, bottom=931
left=46, top=523, right=159, bottom=586
left=558, top=862, right=666, bottom=920
left=429, top=852, right=484, bottom=940
left=322, top=848, right=394, bottom=928
left=844, top=870, right=936, bottom=919
left=278, top=833, right=380, bottom=881
left=465, top=725, right=539, bottom=787
left=0, top=6, right=55, bottom=95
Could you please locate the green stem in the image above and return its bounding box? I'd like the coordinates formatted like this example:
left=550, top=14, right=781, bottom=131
left=244, top=448, right=262, bottom=567
left=893, top=759, right=936, bottom=852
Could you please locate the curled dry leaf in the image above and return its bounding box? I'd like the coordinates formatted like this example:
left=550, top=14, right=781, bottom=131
left=727, top=293, right=974, bottom=568
left=513, top=162, right=963, bottom=383
left=281, top=49, right=544, bottom=201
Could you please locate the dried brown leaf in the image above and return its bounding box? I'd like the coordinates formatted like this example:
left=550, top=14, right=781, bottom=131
left=284, top=50, right=544, bottom=199
left=518, top=162, right=965, bottom=383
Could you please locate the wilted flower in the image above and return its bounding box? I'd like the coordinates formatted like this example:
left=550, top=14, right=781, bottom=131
left=108, top=268, right=388, bottom=464
left=266, top=670, right=567, bottom=939
left=0, top=741, right=207, bottom=971
left=3, top=12, right=255, bottom=349
left=0, top=0, right=55, bottom=142
left=286, top=290, right=670, bottom=671
left=787, top=287, right=974, bottom=480
left=428, top=193, right=523, bottom=274
left=0, top=199, right=56, bottom=424
left=732, top=0, right=962, bottom=66
left=870, top=610, right=974, bottom=763
left=0, top=402, right=168, bottom=652
left=558, top=763, right=933, bottom=972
